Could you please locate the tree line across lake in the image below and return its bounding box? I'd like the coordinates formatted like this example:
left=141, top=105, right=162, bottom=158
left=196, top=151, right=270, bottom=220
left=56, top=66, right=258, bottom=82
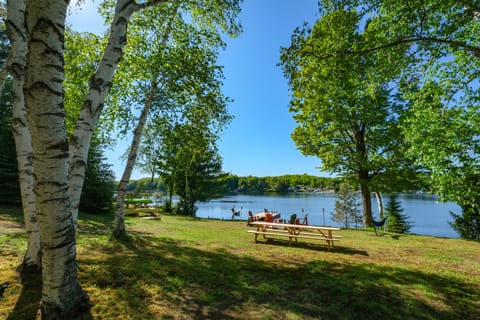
left=125, top=174, right=427, bottom=196
left=0, top=85, right=427, bottom=213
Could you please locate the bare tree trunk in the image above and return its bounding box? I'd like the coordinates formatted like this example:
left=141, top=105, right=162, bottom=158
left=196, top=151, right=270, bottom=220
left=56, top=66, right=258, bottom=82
left=6, top=0, right=41, bottom=274
left=114, top=82, right=157, bottom=238
left=24, top=1, right=89, bottom=317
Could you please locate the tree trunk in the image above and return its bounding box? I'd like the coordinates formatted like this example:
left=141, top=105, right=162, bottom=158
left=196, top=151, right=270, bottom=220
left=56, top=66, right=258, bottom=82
left=375, top=191, right=384, bottom=219
left=69, top=0, right=139, bottom=223
left=112, top=6, right=177, bottom=236
left=167, top=181, right=174, bottom=210
left=114, top=81, right=157, bottom=238
left=354, top=123, right=373, bottom=227
left=359, top=174, right=373, bottom=227
left=24, top=1, right=89, bottom=317
left=6, top=0, right=41, bottom=274
left=113, top=179, right=128, bottom=239
left=12, top=63, right=40, bottom=274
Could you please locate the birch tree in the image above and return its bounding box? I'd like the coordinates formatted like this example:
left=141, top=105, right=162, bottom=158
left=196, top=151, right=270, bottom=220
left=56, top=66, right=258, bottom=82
left=136, top=122, right=165, bottom=181
left=7, top=0, right=241, bottom=317
left=5, top=0, right=40, bottom=274
left=22, top=0, right=91, bottom=317
left=109, top=3, right=238, bottom=237
left=110, top=3, right=177, bottom=238
left=69, top=0, right=241, bottom=226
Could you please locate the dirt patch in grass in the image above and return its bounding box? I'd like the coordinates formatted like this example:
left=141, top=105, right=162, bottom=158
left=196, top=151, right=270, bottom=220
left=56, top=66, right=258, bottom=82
left=0, top=220, right=24, bottom=235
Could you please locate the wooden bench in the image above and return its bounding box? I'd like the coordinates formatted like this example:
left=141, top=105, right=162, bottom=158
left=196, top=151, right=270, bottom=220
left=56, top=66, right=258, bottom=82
left=247, top=230, right=340, bottom=241
left=125, top=208, right=159, bottom=217
left=248, top=222, right=341, bottom=247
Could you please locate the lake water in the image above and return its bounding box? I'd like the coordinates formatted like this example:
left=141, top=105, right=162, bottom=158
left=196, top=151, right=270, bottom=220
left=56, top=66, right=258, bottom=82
left=193, top=193, right=461, bottom=238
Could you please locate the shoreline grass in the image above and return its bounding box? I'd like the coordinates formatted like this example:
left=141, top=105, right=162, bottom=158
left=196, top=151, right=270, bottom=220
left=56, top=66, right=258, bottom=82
left=1, top=206, right=479, bottom=319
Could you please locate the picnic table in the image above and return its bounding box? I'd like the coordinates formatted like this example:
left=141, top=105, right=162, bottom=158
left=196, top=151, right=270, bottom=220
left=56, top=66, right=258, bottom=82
left=248, top=221, right=341, bottom=247
left=123, top=198, right=159, bottom=218
left=125, top=198, right=152, bottom=209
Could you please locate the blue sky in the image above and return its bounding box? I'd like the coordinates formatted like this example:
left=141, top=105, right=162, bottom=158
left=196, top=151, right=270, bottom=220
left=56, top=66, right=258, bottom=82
left=67, top=0, right=327, bottom=179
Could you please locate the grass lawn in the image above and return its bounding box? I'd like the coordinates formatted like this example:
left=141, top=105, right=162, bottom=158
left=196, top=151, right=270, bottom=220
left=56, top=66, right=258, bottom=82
left=1, top=204, right=479, bottom=319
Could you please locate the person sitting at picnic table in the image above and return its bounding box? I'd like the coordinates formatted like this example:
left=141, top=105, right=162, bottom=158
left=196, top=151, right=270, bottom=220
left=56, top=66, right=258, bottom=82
left=289, top=213, right=297, bottom=224
left=265, top=213, right=273, bottom=222
left=247, top=210, right=258, bottom=225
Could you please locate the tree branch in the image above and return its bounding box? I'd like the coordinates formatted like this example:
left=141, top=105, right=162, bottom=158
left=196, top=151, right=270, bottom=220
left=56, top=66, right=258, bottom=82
left=136, top=0, right=169, bottom=11
left=304, top=36, right=480, bottom=61
left=344, top=37, right=480, bottom=58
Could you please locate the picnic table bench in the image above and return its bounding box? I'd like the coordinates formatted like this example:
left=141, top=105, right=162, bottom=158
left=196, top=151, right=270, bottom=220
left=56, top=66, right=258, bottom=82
left=124, top=198, right=159, bottom=219
left=248, top=221, right=341, bottom=247
left=124, top=207, right=159, bottom=216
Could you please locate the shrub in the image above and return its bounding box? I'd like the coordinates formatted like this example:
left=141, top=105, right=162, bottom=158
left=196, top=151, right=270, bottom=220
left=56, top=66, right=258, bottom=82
left=385, top=194, right=412, bottom=233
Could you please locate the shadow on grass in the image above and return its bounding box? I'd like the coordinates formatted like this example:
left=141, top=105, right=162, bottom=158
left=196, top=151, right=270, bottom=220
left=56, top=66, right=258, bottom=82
left=7, top=273, right=94, bottom=320
left=0, top=210, right=99, bottom=320
left=77, top=212, right=114, bottom=236
left=78, top=232, right=480, bottom=320
left=0, top=203, right=24, bottom=225
left=255, top=237, right=369, bottom=256
left=6, top=272, right=41, bottom=320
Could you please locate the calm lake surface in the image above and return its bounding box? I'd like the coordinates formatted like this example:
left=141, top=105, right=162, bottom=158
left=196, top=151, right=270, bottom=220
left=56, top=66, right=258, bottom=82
left=194, top=193, right=461, bottom=239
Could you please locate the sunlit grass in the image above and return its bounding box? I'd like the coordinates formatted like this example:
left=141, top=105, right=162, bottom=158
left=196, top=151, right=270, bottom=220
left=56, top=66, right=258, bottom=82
left=1, top=206, right=479, bottom=319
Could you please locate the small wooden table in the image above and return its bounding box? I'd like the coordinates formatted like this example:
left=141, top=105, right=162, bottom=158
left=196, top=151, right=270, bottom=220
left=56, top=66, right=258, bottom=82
left=248, top=221, right=341, bottom=247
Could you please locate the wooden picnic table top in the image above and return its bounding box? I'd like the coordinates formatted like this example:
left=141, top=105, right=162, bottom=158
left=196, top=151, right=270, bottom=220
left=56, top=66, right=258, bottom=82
left=250, top=221, right=340, bottom=231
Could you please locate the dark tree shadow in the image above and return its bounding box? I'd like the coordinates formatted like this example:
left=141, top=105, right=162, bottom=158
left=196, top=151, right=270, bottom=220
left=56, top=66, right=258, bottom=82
left=76, top=231, right=480, bottom=320
left=7, top=271, right=41, bottom=320
left=6, top=269, right=94, bottom=320
left=3, top=210, right=477, bottom=319
left=256, top=237, right=369, bottom=255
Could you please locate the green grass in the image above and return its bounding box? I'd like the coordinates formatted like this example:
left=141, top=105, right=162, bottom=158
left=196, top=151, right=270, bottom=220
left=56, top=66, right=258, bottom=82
left=1, top=205, right=479, bottom=319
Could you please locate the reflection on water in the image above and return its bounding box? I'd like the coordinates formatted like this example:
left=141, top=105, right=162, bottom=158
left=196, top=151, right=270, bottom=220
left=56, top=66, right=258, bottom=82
left=195, top=193, right=461, bottom=238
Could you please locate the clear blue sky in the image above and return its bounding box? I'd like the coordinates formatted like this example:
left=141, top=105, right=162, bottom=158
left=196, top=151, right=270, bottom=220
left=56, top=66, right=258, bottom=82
left=67, top=0, right=327, bottom=180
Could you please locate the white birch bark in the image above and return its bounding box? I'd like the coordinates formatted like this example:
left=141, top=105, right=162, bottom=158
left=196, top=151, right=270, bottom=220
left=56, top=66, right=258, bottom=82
left=113, top=81, right=157, bottom=237
left=9, top=0, right=167, bottom=316
left=113, top=4, right=177, bottom=237
left=24, top=0, right=89, bottom=317
left=375, top=192, right=384, bottom=219
left=69, top=0, right=136, bottom=223
left=69, top=0, right=166, bottom=223
left=6, top=0, right=41, bottom=272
